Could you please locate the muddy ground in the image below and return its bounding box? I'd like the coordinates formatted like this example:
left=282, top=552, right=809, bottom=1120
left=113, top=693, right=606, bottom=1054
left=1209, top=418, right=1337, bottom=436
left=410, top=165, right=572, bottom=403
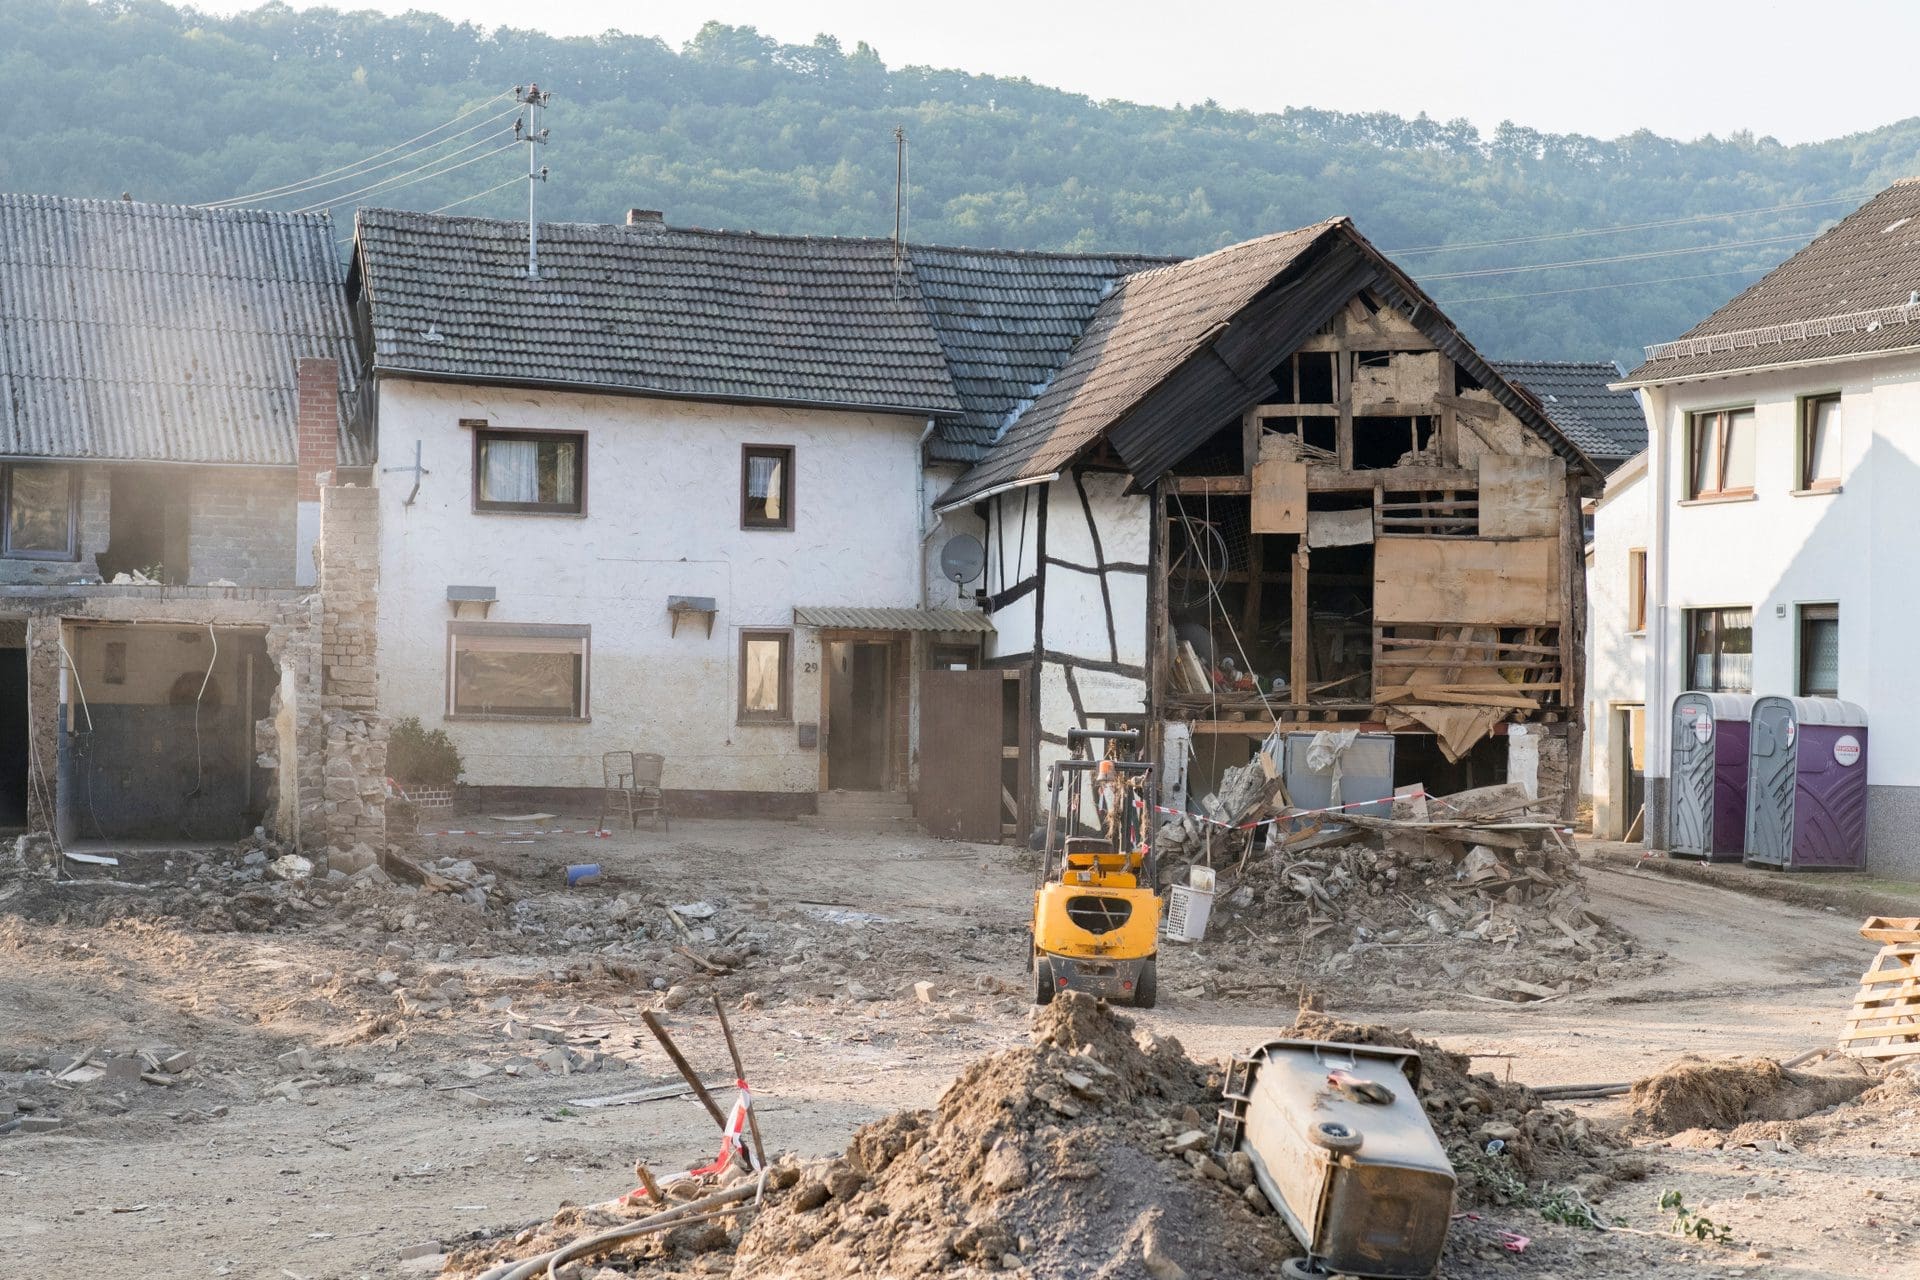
left=1, top=818, right=1918, bottom=1279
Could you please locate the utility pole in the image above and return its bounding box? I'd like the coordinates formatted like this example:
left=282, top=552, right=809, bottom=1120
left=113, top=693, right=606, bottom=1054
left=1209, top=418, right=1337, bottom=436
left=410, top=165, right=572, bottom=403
left=516, top=83, right=552, bottom=278
left=892, top=125, right=907, bottom=289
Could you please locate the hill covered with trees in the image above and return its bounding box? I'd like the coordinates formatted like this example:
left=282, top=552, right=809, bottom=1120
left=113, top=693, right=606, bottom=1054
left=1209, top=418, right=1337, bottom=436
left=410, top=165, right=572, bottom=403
left=7, top=0, right=1920, bottom=364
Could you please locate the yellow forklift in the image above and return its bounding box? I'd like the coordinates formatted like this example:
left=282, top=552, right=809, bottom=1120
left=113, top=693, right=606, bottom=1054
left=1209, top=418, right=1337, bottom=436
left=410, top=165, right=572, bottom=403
left=1030, top=727, right=1161, bottom=1007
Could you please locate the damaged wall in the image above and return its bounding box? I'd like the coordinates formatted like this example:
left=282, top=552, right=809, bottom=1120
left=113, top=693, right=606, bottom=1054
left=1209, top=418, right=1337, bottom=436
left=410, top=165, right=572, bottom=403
left=313, top=484, right=386, bottom=851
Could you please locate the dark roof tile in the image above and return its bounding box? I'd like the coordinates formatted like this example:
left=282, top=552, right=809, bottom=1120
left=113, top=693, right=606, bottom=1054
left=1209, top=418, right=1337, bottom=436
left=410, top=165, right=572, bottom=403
left=1494, top=360, right=1644, bottom=465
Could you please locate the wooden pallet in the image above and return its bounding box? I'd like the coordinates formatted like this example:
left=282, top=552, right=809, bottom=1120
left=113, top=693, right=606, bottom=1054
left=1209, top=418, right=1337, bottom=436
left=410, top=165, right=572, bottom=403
left=1841, top=918, right=1920, bottom=1060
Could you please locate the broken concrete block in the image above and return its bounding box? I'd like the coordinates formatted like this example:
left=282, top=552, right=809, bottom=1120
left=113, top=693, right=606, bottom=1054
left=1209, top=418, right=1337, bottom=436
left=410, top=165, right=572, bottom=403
left=277, top=1048, right=315, bottom=1072
left=373, top=1072, right=423, bottom=1089
left=1168, top=1129, right=1209, bottom=1154
left=981, top=1138, right=1029, bottom=1194
left=100, top=1054, right=143, bottom=1085
left=913, top=981, right=936, bottom=1004
left=16, top=1115, right=62, bottom=1134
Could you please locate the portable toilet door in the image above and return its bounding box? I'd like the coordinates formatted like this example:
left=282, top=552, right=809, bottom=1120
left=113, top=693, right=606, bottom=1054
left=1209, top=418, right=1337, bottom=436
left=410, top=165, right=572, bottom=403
left=1744, top=696, right=1869, bottom=870
left=1669, top=692, right=1754, bottom=860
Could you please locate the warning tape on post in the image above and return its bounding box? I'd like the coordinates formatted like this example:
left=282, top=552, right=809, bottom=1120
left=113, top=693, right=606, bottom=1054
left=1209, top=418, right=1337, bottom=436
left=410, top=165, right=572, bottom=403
left=620, top=1083, right=759, bottom=1205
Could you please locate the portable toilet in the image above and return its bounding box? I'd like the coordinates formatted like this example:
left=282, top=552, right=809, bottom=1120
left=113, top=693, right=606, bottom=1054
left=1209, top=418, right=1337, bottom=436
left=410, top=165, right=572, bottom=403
left=1668, top=692, right=1754, bottom=860
left=1744, top=697, right=1868, bottom=870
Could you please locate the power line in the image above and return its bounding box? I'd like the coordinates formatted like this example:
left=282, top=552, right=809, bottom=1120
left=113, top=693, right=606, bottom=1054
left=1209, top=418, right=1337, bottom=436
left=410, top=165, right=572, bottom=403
left=1388, top=192, right=1865, bottom=256
left=1418, top=232, right=1812, bottom=282
left=1437, top=266, right=1769, bottom=305
left=285, top=132, right=519, bottom=215
left=202, top=89, right=518, bottom=207
left=430, top=175, right=527, bottom=215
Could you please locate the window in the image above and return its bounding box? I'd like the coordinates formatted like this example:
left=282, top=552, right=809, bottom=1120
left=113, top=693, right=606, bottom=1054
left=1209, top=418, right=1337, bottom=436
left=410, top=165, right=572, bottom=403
left=1627, top=548, right=1647, bottom=633
left=738, top=629, right=791, bottom=721
left=474, top=429, right=584, bottom=514
left=1799, top=603, right=1840, bottom=698
left=448, top=623, right=589, bottom=719
left=1686, top=408, right=1756, bottom=499
left=741, top=445, right=793, bottom=530
left=1798, top=394, right=1843, bottom=491
left=1686, top=607, right=1753, bottom=693
left=1, top=463, right=76, bottom=559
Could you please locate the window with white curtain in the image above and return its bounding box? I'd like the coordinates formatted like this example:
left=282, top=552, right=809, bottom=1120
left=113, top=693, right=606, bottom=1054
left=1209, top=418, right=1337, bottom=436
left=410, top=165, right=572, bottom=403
left=474, top=429, right=584, bottom=513
left=741, top=445, right=793, bottom=529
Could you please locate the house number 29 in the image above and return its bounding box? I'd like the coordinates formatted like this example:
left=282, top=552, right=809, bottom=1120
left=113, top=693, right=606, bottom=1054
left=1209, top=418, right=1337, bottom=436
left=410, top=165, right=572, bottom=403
left=803, top=661, right=819, bottom=673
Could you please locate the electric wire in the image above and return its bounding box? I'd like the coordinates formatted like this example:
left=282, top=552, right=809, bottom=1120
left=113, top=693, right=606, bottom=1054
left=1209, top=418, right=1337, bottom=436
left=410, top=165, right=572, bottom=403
left=284, top=136, right=521, bottom=215
left=1418, top=231, right=1815, bottom=282
left=186, top=624, right=218, bottom=803
left=1388, top=192, right=1866, bottom=255
left=201, top=90, right=518, bottom=207
left=430, top=174, right=526, bottom=215
left=1438, top=265, right=1770, bottom=305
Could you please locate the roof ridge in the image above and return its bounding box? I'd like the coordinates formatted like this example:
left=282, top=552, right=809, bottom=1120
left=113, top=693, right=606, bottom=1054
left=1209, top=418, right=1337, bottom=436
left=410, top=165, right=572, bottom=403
left=2, top=191, right=330, bottom=223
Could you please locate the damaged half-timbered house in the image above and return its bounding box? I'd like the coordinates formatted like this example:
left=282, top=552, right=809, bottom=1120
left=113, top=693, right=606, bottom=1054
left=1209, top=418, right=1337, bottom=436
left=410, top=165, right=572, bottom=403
left=936, top=218, right=1603, bottom=820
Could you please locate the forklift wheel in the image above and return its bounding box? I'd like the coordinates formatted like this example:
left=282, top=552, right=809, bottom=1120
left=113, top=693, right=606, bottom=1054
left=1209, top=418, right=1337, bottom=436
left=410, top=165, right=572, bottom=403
left=1033, top=956, right=1055, bottom=1006
left=1280, top=1259, right=1333, bottom=1280
left=1132, top=959, right=1158, bottom=1009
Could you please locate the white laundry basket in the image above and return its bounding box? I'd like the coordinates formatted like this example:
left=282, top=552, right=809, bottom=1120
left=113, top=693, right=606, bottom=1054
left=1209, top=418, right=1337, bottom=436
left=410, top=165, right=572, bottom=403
left=1164, top=866, right=1216, bottom=943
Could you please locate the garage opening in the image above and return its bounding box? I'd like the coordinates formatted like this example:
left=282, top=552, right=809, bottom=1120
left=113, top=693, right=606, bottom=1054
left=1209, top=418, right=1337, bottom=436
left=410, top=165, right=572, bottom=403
left=60, top=624, right=276, bottom=842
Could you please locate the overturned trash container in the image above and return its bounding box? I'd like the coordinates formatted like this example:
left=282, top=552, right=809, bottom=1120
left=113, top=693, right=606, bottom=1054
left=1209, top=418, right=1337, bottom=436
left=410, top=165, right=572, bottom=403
left=1668, top=692, right=1755, bottom=860
left=1744, top=696, right=1868, bottom=871
left=1215, top=1039, right=1454, bottom=1279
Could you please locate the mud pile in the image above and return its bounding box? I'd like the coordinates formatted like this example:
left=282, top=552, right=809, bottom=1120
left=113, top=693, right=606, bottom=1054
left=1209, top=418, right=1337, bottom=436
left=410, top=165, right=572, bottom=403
left=1287, top=1013, right=1630, bottom=1205
left=1626, top=1054, right=1875, bottom=1136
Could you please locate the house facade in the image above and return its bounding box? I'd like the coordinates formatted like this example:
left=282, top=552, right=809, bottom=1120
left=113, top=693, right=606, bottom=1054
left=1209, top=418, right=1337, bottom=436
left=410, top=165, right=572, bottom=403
left=1582, top=451, right=1650, bottom=840
left=939, top=220, right=1604, bottom=818
left=1618, top=178, right=1920, bottom=879
left=0, top=194, right=384, bottom=850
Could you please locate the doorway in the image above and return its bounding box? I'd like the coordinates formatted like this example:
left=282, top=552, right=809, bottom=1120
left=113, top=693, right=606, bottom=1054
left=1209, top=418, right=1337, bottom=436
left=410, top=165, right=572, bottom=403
left=1613, top=704, right=1646, bottom=840
left=825, top=640, right=891, bottom=790
left=0, top=648, right=27, bottom=828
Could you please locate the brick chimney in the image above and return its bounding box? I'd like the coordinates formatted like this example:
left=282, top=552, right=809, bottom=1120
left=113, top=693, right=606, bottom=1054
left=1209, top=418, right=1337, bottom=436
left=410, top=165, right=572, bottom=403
left=626, top=208, right=664, bottom=232
left=295, top=356, right=339, bottom=586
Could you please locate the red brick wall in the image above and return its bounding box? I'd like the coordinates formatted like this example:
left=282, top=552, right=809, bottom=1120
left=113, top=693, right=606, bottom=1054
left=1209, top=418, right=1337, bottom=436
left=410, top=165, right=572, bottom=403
left=296, top=357, right=340, bottom=502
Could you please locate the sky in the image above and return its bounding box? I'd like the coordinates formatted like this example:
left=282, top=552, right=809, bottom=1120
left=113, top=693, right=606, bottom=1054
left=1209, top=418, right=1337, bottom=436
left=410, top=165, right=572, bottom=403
left=181, top=0, right=1919, bottom=144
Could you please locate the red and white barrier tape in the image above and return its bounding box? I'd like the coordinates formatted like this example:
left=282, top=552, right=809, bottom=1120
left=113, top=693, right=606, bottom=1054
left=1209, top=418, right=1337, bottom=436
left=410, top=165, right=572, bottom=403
left=620, top=1082, right=758, bottom=1204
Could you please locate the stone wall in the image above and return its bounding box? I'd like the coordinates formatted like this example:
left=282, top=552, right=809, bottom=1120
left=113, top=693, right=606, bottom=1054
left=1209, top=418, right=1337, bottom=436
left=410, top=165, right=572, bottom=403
left=313, top=484, right=385, bottom=849
left=189, top=469, right=299, bottom=588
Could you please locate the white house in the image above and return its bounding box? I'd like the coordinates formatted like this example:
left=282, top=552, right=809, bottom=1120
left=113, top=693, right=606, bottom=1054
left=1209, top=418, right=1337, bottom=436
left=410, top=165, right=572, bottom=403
left=1617, top=178, right=1920, bottom=879
left=348, top=208, right=1160, bottom=825
left=1583, top=451, right=1650, bottom=839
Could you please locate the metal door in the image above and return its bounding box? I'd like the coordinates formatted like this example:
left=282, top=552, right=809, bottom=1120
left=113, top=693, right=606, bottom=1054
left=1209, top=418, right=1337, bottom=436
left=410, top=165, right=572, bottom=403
left=1669, top=695, right=1716, bottom=855
left=1744, top=697, right=1797, bottom=867
left=918, top=668, right=1005, bottom=842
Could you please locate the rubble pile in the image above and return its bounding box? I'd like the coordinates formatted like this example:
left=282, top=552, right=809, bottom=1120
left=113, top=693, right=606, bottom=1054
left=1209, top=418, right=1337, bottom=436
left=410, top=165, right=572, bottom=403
left=1287, top=1012, right=1635, bottom=1206
left=449, top=995, right=1300, bottom=1279
left=1626, top=1054, right=1874, bottom=1136
left=1160, top=781, right=1651, bottom=1001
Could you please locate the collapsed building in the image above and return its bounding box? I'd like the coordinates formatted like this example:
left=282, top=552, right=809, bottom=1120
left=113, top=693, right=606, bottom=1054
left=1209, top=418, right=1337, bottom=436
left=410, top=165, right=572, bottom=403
left=0, top=194, right=384, bottom=850
left=936, top=219, right=1604, bottom=816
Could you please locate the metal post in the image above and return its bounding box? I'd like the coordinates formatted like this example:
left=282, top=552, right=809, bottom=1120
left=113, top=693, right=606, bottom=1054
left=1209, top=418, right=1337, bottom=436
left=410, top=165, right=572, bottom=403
left=517, top=83, right=550, bottom=278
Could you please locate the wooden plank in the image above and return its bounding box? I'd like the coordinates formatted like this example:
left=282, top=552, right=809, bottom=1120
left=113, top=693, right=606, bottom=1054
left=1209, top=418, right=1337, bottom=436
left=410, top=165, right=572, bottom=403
left=1861, top=918, right=1920, bottom=943
left=1251, top=458, right=1307, bottom=534
left=1479, top=455, right=1566, bottom=539
left=1165, top=475, right=1250, bottom=495
left=1373, top=536, right=1560, bottom=626
left=1860, top=963, right=1920, bottom=986
left=1379, top=636, right=1561, bottom=656
left=1435, top=392, right=1500, bottom=420
left=1291, top=542, right=1310, bottom=713
left=1842, top=1041, right=1920, bottom=1059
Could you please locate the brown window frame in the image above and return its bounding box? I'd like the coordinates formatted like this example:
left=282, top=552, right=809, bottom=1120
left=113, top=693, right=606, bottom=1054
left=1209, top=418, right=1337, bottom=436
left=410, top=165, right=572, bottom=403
left=737, top=628, right=793, bottom=723
left=1797, top=602, right=1840, bottom=698
left=0, top=462, right=78, bottom=560
left=1685, top=606, right=1753, bottom=694
left=740, top=444, right=795, bottom=531
left=1685, top=407, right=1756, bottom=500
left=445, top=622, right=591, bottom=722
left=1627, top=548, right=1647, bottom=633
left=1797, top=393, right=1843, bottom=491
left=471, top=427, right=587, bottom=515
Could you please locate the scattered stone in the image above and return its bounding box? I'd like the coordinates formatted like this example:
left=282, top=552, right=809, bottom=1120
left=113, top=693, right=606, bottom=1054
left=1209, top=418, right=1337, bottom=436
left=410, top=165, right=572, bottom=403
left=277, top=1048, right=315, bottom=1072
left=981, top=1137, right=1029, bottom=1194
left=397, top=1242, right=443, bottom=1261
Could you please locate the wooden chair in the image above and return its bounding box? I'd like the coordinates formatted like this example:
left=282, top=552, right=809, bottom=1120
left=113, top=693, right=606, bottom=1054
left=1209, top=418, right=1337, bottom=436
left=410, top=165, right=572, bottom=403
left=598, top=750, right=669, bottom=832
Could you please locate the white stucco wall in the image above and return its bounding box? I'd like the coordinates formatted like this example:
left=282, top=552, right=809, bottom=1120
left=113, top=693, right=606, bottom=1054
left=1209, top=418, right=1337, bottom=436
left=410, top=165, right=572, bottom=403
left=374, top=378, right=926, bottom=794
left=1641, top=355, right=1919, bottom=792
left=1583, top=455, right=1649, bottom=837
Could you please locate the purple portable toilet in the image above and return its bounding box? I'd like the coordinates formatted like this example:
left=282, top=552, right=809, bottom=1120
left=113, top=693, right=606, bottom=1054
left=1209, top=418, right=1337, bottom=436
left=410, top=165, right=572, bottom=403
left=1668, top=692, right=1754, bottom=860
left=1744, top=696, right=1868, bottom=871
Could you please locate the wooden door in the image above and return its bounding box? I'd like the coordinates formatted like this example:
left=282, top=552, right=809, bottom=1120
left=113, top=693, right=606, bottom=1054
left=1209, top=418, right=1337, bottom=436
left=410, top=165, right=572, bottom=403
left=919, top=668, right=1004, bottom=841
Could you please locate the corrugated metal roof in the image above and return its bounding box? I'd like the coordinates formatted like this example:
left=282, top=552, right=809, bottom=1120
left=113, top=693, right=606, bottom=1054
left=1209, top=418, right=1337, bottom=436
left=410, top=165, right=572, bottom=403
left=1622, top=180, right=1920, bottom=385
left=0, top=193, right=365, bottom=465
left=354, top=209, right=964, bottom=417
left=1494, top=360, right=1645, bottom=466
left=793, top=606, right=994, bottom=632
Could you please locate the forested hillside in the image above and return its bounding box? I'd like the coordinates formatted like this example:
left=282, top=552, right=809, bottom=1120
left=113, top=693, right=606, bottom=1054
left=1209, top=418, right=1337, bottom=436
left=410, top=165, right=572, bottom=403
left=7, top=0, right=1920, bottom=363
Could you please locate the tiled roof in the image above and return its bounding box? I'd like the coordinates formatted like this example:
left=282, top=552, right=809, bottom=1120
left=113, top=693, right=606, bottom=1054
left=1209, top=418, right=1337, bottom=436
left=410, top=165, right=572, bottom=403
left=938, top=223, right=1339, bottom=504
left=1623, top=180, right=1920, bottom=384
left=792, top=606, right=994, bottom=632
left=905, top=245, right=1174, bottom=464
left=353, top=209, right=965, bottom=417
left=0, top=194, right=364, bottom=465
left=1494, top=360, right=1645, bottom=465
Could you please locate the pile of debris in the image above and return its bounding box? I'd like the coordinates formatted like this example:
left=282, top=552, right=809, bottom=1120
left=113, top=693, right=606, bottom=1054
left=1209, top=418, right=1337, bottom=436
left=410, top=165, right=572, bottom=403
left=1625, top=1053, right=1875, bottom=1137
left=0, top=1044, right=201, bottom=1137
left=1159, top=778, right=1648, bottom=1001
left=448, top=995, right=1300, bottom=1279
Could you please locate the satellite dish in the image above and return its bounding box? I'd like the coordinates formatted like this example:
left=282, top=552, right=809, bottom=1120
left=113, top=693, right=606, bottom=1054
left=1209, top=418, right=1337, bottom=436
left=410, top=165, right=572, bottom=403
left=939, top=533, right=986, bottom=586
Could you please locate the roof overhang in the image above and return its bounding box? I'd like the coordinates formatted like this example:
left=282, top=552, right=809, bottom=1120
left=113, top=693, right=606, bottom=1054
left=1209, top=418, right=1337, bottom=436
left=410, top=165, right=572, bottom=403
left=1613, top=341, right=1920, bottom=390
left=793, top=606, right=994, bottom=633
left=372, top=365, right=962, bottom=422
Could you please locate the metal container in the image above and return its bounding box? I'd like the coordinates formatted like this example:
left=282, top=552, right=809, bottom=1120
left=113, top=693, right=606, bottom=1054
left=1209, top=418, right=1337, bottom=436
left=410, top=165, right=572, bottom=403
left=1216, top=1039, right=1455, bottom=1279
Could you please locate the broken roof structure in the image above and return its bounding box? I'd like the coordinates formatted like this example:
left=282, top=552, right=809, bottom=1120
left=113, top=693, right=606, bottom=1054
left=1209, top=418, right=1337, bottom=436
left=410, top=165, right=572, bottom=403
left=1621, top=179, right=1920, bottom=386
left=0, top=193, right=365, bottom=465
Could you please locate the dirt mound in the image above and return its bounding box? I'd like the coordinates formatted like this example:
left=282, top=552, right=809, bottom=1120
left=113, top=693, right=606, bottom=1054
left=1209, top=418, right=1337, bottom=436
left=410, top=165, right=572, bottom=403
left=732, top=993, right=1293, bottom=1278
left=1287, top=1013, right=1626, bottom=1205
left=1627, top=1055, right=1874, bottom=1136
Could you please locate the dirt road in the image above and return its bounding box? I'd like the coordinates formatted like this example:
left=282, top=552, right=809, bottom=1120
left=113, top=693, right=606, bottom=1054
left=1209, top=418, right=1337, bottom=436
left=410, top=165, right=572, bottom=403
left=2, top=821, right=1916, bottom=1278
